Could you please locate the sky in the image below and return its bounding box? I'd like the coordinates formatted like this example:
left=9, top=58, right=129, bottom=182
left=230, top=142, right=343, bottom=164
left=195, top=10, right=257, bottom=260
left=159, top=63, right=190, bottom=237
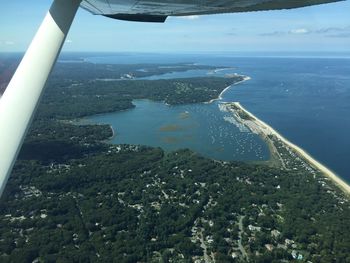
left=0, top=0, right=350, bottom=53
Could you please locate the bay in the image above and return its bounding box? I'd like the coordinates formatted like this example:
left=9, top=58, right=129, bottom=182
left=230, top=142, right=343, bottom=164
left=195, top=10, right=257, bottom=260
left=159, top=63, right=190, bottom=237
left=89, top=99, right=269, bottom=162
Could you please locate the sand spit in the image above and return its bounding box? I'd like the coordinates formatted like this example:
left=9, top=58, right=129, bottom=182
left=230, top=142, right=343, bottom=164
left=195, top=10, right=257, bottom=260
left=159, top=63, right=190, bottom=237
left=205, top=75, right=251, bottom=104
left=109, top=125, right=116, bottom=139
left=226, top=102, right=350, bottom=196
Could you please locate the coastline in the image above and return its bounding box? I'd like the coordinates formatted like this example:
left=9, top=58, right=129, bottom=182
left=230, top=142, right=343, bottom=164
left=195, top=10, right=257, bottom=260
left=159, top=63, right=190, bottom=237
left=224, top=102, right=350, bottom=196
left=109, top=124, right=116, bottom=140
left=66, top=118, right=116, bottom=141
left=222, top=76, right=251, bottom=99
left=205, top=75, right=251, bottom=104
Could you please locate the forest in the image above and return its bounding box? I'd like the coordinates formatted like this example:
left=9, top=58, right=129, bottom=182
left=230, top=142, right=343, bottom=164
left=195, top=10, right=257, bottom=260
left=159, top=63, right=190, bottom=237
left=0, top=59, right=349, bottom=263
left=38, top=76, right=240, bottom=119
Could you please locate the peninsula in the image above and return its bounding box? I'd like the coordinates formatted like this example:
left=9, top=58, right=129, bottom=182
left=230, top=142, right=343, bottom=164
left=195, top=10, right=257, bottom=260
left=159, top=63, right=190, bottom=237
left=221, top=102, right=350, bottom=196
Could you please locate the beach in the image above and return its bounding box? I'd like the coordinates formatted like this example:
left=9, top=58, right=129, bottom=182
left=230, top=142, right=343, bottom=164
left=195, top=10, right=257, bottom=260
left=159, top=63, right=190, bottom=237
left=205, top=75, right=251, bottom=104
left=109, top=124, right=116, bottom=139
left=223, top=102, right=350, bottom=196
left=219, top=76, right=251, bottom=100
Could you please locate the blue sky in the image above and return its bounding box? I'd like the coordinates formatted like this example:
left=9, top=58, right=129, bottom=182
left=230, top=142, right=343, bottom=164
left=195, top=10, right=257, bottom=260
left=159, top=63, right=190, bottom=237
left=1, top=0, right=350, bottom=53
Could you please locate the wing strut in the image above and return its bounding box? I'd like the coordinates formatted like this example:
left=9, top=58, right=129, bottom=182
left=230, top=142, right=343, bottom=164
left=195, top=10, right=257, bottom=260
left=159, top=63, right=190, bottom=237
left=0, top=0, right=81, bottom=196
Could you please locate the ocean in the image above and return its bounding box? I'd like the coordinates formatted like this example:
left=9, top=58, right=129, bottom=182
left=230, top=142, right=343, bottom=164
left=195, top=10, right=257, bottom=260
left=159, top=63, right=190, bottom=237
left=85, top=53, right=350, bottom=183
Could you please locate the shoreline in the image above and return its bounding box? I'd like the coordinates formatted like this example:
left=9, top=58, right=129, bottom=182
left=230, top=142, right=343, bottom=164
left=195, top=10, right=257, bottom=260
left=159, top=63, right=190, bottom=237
left=109, top=124, right=116, bottom=140
left=222, top=76, right=251, bottom=99
left=205, top=75, right=251, bottom=104
left=65, top=118, right=116, bottom=141
left=224, top=102, right=350, bottom=196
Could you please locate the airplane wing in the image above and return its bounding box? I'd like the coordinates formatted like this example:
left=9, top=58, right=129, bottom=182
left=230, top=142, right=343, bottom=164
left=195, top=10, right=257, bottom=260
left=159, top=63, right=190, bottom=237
left=81, top=0, right=344, bottom=22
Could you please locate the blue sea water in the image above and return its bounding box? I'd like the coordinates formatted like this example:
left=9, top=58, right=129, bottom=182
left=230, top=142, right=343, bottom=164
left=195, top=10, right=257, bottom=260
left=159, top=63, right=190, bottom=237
left=88, top=99, right=269, bottom=162
left=220, top=57, right=350, bottom=183
left=86, top=53, right=350, bottom=183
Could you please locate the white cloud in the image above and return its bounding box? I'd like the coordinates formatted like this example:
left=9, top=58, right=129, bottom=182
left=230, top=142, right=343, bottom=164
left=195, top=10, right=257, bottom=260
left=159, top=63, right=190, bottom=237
left=178, top=15, right=200, bottom=20
left=289, top=28, right=309, bottom=34
left=315, top=26, right=350, bottom=34
left=315, top=26, right=350, bottom=38
left=261, top=28, right=310, bottom=36
left=261, top=26, right=350, bottom=38
left=260, top=31, right=285, bottom=36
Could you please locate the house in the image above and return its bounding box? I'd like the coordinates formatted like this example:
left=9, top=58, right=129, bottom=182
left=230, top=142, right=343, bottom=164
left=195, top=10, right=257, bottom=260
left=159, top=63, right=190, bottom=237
left=265, top=244, right=274, bottom=251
